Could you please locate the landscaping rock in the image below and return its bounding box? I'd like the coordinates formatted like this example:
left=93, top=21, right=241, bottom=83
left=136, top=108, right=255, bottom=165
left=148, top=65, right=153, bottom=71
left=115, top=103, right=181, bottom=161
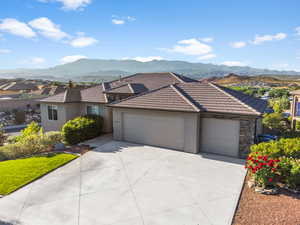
left=54, top=143, right=65, bottom=151
left=255, top=186, right=279, bottom=195
left=247, top=179, right=255, bottom=188
left=283, top=186, right=300, bottom=194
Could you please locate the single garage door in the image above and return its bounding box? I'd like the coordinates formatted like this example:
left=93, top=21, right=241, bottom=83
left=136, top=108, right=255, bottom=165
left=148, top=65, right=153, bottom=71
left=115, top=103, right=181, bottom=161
left=122, top=112, right=185, bottom=150
left=200, top=118, right=240, bottom=157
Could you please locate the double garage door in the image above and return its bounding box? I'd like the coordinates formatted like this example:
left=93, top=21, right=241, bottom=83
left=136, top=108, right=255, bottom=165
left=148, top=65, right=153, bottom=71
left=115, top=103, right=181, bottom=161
left=122, top=112, right=185, bottom=151
left=120, top=111, right=240, bottom=157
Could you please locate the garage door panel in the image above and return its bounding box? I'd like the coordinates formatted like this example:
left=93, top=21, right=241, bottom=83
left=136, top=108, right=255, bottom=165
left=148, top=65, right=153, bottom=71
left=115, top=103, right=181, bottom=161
left=123, top=112, right=184, bottom=150
left=201, top=118, right=240, bottom=157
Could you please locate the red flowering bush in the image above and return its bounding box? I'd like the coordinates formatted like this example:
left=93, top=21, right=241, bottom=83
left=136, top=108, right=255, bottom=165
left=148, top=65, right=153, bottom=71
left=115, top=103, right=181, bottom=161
left=245, top=153, right=280, bottom=187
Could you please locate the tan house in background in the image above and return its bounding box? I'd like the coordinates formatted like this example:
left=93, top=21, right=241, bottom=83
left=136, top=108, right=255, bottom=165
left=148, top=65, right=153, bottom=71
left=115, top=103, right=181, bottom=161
left=40, top=72, right=267, bottom=158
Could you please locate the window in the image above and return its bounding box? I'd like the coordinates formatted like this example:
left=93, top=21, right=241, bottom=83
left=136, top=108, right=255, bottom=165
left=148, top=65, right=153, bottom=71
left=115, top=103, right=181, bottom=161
left=87, top=105, right=101, bottom=116
left=48, top=105, right=58, bottom=121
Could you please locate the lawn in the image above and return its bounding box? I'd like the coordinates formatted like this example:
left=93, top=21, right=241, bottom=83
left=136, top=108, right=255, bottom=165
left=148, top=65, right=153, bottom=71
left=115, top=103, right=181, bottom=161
left=0, top=153, right=78, bottom=195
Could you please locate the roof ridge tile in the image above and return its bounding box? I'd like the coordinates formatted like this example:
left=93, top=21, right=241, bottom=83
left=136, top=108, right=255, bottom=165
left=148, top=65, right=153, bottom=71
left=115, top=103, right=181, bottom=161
left=169, top=72, right=184, bottom=83
left=171, top=84, right=200, bottom=112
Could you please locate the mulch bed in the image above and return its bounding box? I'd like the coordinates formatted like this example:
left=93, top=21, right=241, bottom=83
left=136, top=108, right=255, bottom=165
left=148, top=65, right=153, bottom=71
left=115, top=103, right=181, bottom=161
left=232, top=176, right=300, bottom=225
left=55, top=144, right=91, bottom=155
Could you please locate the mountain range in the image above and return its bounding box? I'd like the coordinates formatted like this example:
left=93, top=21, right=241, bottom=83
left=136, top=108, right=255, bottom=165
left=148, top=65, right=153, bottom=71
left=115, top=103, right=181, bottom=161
left=0, top=59, right=300, bottom=82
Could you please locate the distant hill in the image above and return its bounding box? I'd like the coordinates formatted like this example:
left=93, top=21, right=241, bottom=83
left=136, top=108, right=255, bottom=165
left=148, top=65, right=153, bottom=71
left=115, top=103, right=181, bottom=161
left=0, top=59, right=300, bottom=81
left=206, top=73, right=300, bottom=87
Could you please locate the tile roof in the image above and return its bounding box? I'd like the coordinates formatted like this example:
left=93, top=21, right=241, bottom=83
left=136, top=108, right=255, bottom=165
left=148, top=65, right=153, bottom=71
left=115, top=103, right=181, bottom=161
left=109, top=72, right=197, bottom=90
left=110, top=85, right=199, bottom=112
left=41, top=72, right=196, bottom=104
left=80, top=85, right=107, bottom=103
left=111, top=82, right=267, bottom=116
left=40, top=88, right=82, bottom=103
left=105, top=83, right=148, bottom=94
left=1, top=82, right=38, bottom=91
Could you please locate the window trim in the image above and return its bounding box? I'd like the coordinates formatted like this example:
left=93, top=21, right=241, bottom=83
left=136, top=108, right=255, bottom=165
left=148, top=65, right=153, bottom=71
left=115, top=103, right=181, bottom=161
left=86, top=104, right=101, bottom=116
left=47, top=104, right=58, bottom=121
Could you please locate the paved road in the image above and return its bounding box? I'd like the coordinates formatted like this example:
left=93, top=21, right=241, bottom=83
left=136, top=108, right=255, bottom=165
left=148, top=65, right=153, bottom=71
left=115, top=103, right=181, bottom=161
left=0, top=137, right=246, bottom=225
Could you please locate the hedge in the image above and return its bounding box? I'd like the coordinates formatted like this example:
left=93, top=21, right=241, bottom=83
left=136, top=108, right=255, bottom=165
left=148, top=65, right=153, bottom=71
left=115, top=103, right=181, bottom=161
left=61, top=115, right=103, bottom=145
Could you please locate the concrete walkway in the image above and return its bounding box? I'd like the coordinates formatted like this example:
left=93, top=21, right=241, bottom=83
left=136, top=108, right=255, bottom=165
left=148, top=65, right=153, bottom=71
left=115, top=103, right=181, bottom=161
left=0, top=138, right=246, bottom=225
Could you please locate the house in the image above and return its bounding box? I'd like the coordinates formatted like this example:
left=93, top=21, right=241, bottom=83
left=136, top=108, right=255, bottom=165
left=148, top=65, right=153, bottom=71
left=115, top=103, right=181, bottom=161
left=110, top=82, right=267, bottom=158
left=40, top=72, right=267, bottom=158
left=290, top=90, right=300, bottom=129
left=0, top=81, right=38, bottom=95
left=39, top=72, right=197, bottom=132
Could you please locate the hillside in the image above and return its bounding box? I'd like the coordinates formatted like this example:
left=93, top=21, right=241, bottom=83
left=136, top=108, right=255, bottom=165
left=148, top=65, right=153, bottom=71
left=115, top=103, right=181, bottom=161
left=0, top=59, right=300, bottom=81
left=209, top=73, right=300, bottom=87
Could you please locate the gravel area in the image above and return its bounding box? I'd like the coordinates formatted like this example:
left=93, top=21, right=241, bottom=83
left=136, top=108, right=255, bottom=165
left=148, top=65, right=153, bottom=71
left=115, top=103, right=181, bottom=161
left=233, top=176, right=300, bottom=225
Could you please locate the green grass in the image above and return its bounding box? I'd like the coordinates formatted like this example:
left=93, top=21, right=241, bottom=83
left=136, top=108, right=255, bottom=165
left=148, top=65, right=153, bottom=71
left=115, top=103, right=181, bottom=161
left=0, top=153, right=78, bottom=195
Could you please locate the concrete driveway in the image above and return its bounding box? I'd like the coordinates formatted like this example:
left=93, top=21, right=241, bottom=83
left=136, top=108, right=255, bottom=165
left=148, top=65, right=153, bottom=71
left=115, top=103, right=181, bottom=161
left=0, top=139, right=246, bottom=225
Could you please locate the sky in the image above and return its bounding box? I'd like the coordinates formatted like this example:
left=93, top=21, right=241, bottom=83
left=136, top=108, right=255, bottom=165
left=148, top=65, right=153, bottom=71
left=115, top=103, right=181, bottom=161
left=0, top=0, right=300, bottom=71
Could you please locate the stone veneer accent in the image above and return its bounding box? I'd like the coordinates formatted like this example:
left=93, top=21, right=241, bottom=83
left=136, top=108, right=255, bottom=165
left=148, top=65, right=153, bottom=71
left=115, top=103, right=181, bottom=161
left=239, top=118, right=256, bottom=158
left=201, top=112, right=259, bottom=159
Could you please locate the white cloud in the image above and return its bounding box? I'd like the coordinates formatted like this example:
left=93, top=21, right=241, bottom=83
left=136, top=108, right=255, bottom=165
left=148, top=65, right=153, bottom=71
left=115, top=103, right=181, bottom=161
left=60, top=55, right=87, bottom=64
left=29, top=17, right=68, bottom=40
left=165, top=38, right=212, bottom=55
left=252, top=32, right=287, bottom=45
left=39, top=0, right=91, bottom=10
left=230, top=41, right=247, bottom=48
left=197, top=54, right=216, bottom=60
left=111, top=16, right=136, bottom=25
left=221, top=61, right=246, bottom=67
left=70, top=36, right=97, bottom=47
left=127, top=16, right=136, bottom=21
left=0, top=18, right=36, bottom=38
left=200, top=37, right=214, bottom=43
left=296, top=27, right=300, bottom=36
left=112, top=19, right=125, bottom=25
left=0, top=49, right=11, bottom=54
left=123, top=56, right=164, bottom=62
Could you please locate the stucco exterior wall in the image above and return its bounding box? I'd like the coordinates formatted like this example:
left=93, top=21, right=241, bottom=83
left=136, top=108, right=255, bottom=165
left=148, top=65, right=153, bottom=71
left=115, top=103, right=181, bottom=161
left=41, top=103, right=66, bottom=131
left=41, top=102, right=113, bottom=133
left=112, top=108, right=199, bottom=154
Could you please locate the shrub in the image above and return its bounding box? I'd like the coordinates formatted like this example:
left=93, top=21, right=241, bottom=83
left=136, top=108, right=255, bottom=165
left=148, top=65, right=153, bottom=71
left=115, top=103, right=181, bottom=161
left=279, top=158, right=300, bottom=189
left=62, top=115, right=103, bottom=145
left=15, top=121, right=42, bottom=143
left=0, top=131, right=63, bottom=161
left=245, top=154, right=280, bottom=187
left=250, top=138, right=300, bottom=159
left=6, top=135, right=19, bottom=144
left=262, top=113, right=285, bottom=131
left=0, top=124, right=5, bottom=146
left=248, top=138, right=300, bottom=190
left=43, top=131, right=63, bottom=145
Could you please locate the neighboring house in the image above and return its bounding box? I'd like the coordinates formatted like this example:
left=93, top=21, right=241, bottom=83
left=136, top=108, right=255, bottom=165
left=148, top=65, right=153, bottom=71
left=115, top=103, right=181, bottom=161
left=40, top=72, right=267, bottom=158
left=290, top=90, right=300, bottom=129
left=110, top=82, right=267, bottom=158
left=0, top=82, right=38, bottom=95
left=40, top=72, right=196, bottom=133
